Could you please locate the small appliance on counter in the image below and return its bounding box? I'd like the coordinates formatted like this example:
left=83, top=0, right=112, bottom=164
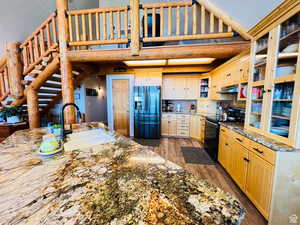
left=134, top=86, right=161, bottom=139
left=204, top=107, right=245, bottom=161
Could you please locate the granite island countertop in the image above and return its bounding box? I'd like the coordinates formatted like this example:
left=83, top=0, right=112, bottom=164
left=0, top=123, right=245, bottom=225
left=221, top=122, right=299, bottom=152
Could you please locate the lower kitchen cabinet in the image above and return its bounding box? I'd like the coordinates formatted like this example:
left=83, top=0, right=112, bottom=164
left=161, top=114, right=204, bottom=140
left=161, top=114, right=177, bottom=136
left=218, top=126, right=274, bottom=220
left=245, top=151, right=274, bottom=219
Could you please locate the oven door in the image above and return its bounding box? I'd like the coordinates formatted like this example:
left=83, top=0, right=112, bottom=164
left=204, top=119, right=220, bottom=161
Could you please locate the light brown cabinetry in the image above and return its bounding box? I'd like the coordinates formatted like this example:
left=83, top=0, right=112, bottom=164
left=218, top=126, right=275, bottom=220
left=189, top=115, right=205, bottom=142
left=162, top=76, right=200, bottom=99
left=176, top=114, right=190, bottom=137
left=245, top=151, right=274, bottom=219
left=161, top=114, right=177, bottom=136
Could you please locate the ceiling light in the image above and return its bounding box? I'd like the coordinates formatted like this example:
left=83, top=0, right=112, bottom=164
left=124, top=60, right=167, bottom=66
left=167, top=58, right=216, bottom=65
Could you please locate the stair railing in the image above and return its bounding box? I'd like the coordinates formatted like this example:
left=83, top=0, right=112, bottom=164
left=20, top=12, right=59, bottom=75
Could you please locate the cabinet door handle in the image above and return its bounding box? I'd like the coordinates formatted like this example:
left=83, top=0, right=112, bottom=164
left=243, top=157, right=250, bottom=162
left=236, top=137, right=243, bottom=143
left=253, top=148, right=264, bottom=154
left=221, top=129, right=225, bottom=132
left=225, top=143, right=228, bottom=146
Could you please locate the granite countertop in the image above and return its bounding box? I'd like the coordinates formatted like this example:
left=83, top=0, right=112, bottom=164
left=221, top=122, right=299, bottom=152
left=0, top=123, right=245, bottom=225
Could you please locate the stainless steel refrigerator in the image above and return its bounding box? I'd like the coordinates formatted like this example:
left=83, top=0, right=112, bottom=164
left=134, top=86, right=161, bottom=139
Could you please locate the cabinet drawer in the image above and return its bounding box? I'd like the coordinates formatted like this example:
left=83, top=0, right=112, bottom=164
left=247, top=141, right=276, bottom=165
left=177, top=131, right=189, bottom=136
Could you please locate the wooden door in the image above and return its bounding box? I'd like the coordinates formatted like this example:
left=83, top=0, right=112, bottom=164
left=218, top=133, right=231, bottom=171
left=168, top=115, right=177, bottom=136
left=185, top=78, right=199, bottom=99
left=112, top=79, right=130, bottom=136
left=174, top=77, right=186, bottom=99
left=245, top=151, right=274, bottom=219
left=162, top=77, right=174, bottom=99
left=230, top=141, right=249, bottom=191
left=190, top=115, right=200, bottom=139
left=161, top=115, right=169, bottom=136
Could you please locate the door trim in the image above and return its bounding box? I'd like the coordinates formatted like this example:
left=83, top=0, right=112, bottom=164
left=106, top=75, right=134, bottom=137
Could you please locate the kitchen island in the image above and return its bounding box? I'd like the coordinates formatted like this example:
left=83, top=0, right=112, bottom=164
left=0, top=123, right=244, bottom=225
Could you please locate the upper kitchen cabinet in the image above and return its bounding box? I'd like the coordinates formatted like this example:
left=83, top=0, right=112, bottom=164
left=246, top=11, right=300, bottom=147
left=162, top=75, right=200, bottom=100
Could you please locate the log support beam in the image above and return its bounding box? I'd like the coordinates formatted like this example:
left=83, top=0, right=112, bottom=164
left=6, top=42, right=24, bottom=98
left=56, top=0, right=76, bottom=125
left=27, top=87, right=40, bottom=129
left=130, top=0, right=140, bottom=56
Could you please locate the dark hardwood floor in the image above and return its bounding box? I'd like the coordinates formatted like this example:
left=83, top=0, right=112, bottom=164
left=144, top=137, right=268, bottom=225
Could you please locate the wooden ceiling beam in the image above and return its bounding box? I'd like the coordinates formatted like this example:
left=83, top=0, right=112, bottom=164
left=67, top=42, right=250, bottom=63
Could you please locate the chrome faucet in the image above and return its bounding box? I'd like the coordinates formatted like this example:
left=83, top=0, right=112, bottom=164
left=61, top=103, right=82, bottom=140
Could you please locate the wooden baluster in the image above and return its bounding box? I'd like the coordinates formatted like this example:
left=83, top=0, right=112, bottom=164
left=52, top=16, right=57, bottom=43
left=22, top=45, right=29, bottom=70
left=96, top=12, right=100, bottom=40
left=75, top=14, right=80, bottom=41
left=219, top=18, right=223, bottom=33
left=46, top=23, right=51, bottom=49
left=40, top=29, right=45, bottom=55
left=103, top=12, right=107, bottom=40
left=152, top=8, right=156, bottom=37
left=201, top=5, right=205, bottom=34
left=28, top=40, right=34, bottom=64
left=110, top=11, right=114, bottom=40
left=68, top=15, right=73, bottom=42
left=0, top=73, right=5, bottom=97
left=192, top=4, right=197, bottom=35
left=34, top=34, right=39, bottom=61
left=160, top=7, right=164, bottom=36
left=228, top=25, right=232, bottom=32
left=88, top=13, right=93, bottom=40
left=27, top=87, right=40, bottom=129
left=176, top=6, right=180, bottom=35
left=82, top=14, right=87, bottom=41
left=117, top=10, right=121, bottom=39
left=124, top=8, right=128, bottom=38
left=168, top=6, right=172, bottom=36
left=210, top=12, right=214, bottom=33
left=4, top=67, right=10, bottom=94
left=144, top=8, right=148, bottom=37
left=184, top=5, right=188, bottom=35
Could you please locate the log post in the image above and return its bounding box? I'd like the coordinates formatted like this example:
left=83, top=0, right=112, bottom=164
left=27, top=87, right=40, bottom=129
left=56, top=0, right=76, bottom=125
left=130, top=0, right=140, bottom=56
left=6, top=42, right=24, bottom=99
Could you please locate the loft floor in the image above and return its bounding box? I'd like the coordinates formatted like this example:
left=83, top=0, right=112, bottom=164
left=143, top=137, right=268, bottom=225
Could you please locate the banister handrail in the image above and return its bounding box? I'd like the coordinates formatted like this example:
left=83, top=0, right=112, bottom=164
left=20, top=12, right=57, bottom=48
left=67, top=6, right=128, bottom=15
left=0, top=55, right=10, bottom=101
left=142, top=1, right=192, bottom=9
left=20, top=11, right=59, bottom=75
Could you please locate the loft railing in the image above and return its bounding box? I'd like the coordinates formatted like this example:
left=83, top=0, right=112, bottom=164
left=67, top=6, right=130, bottom=49
left=20, top=12, right=58, bottom=75
left=66, top=1, right=238, bottom=51
left=0, top=56, right=10, bottom=101
left=142, top=1, right=234, bottom=43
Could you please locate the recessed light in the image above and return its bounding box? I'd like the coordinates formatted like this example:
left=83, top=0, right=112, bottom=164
left=167, top=58, right=216, bottom=65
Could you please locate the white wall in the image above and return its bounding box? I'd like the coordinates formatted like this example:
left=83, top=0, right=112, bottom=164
left=0, top=0, right=99, bottom=58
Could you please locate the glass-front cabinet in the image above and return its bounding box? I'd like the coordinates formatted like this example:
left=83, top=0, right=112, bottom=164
left=248, top=33, right=270, bottom=129
left=246, top=12, right=300, bottom=146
